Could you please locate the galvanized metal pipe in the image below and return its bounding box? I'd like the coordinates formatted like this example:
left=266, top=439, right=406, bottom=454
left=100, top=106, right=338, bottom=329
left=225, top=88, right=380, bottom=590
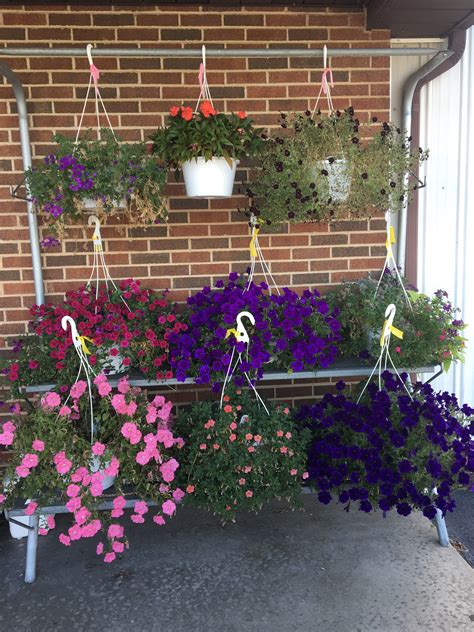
left=398, top=49, right=454, bottom=272
left=0, top=61, right=45, bottom=305
left=0, top=46, right=444, bottom=58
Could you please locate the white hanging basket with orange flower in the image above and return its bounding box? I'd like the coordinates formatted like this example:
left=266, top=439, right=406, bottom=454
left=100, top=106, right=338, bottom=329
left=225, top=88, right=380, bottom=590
left=151, top=46, right=263, bottom=199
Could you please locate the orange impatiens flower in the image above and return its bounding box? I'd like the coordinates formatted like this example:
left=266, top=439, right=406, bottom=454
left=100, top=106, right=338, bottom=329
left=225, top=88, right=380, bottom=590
left=200, top=100, right=216, bottom=118
left=169, top=106, right=180, bottom=117
left=181, top=106, right=194, bottom=122
left=236, top=111, right=247, bottom=119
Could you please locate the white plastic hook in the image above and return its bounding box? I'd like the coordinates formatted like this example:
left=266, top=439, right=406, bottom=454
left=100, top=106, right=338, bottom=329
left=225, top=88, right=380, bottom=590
left=235, top=311, right=255, bottom=345
left=323, top=44, right=328, bottom=69
left=61, top=315, right=82, bottom=354
left=86, top=43, right=94, bottom=67
left=201, top=44, right=206, bottom=70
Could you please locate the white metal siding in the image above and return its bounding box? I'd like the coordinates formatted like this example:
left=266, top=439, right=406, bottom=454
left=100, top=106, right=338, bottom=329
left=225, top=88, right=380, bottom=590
left=417, top=27, right=474, bottom=403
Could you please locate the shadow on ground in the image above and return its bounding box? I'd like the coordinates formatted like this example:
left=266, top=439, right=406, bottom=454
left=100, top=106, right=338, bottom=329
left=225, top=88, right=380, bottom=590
left=1, top=495, right=473, bottom=632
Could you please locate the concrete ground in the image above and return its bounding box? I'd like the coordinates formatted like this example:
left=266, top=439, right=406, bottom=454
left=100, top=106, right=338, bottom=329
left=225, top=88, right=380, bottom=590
left=0, top=495, right=473, bottom=632
left=446, top=491, right=474, bottom=567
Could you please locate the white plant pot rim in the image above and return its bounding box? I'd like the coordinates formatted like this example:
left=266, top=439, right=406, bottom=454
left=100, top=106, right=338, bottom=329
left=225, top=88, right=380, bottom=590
left=81, top=197, right=128, bottom=210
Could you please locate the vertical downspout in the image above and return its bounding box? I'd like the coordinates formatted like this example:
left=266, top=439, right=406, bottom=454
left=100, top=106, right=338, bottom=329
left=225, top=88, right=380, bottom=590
left=0, top=62, right=45, bottom=306
left=403, top=30, right=467, bottom=284
left=397, top=48, right=454, bottom=274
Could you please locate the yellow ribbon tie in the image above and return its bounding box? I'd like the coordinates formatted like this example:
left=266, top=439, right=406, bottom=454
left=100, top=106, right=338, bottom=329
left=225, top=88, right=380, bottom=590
left=225, top=328, right=238, bottom=340
left=78, top=335, right=94, bottom=355
left=93, top=234, right=102, bottom=252
left=385, top=225, right=395, bottom=251
left=249, top=227, right=260, bottom=259
left=380, top=321, right=404, bottom=347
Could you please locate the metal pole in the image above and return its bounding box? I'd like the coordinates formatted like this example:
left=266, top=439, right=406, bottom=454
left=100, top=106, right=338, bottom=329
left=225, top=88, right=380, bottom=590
left=0, top=62, right=45, bottom=305
left=398, top=49, right=453, bottom=273
left=0, top=46, right=444, bottom=58
left=25, top=514, right=39, bottom=583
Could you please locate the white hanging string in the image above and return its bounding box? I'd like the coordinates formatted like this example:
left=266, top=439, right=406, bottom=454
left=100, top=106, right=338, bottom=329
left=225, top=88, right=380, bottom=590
left=356, top=304, right=413, bottom=403
left=219, top=310, right=269, bottom=414
left=245, top=213, right=280, bottom=295
left=311, top=45, right=335, bottom=118
left=374, top=211, right=413, bottom=310
left=85, top=215, right=130, bottom=313
left=194, top=44, right=214, bottom=113
left=60, top=315, right=97, bottom=442
left=75, top=44, right=118, bottom=145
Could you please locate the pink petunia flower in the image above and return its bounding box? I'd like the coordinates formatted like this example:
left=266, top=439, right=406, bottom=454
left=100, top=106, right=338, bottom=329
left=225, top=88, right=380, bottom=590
left=22, top=453, right=39, bottom=468
left=162, top=500, right=176, bottom=516
left=131, top=514, right=144, bottom=524
left=91, top=442, right=106, bottom=456
left=134, top=501, right=148, bottom=516
left=66, top=497, right=81, bottom=512
left=172, top=488, right=185, bottom=502
left=153, top=515, right=165, bottom=526
left=117, top=377, right=130, bottom=394
left=96, top=542, right=104, bottom=555
left=70, top=381, right=87, bottom=400
left=25, top=501, right=38, bottom=515
left=112, top=541, right=125, bottom=553
left=42, top=391, right=61, bottom=409
left=104, top=552, right=116, bottom=563
left=108, top=524, right=124, bottom=539
left=59, top=533, right=71, bottom=546
left=32, top=439, right=45, bottom=452
left=68, top=524, right=82, bottom=541
left=58, top=405, right=71, bottom=417
left=15, top=465, right=30, bottom=478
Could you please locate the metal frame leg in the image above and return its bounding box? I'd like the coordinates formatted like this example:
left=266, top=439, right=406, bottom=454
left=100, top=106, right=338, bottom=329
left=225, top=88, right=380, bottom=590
left=25, top=514, right=39, bottom=583
left=434, top=508, right=450, bottom=547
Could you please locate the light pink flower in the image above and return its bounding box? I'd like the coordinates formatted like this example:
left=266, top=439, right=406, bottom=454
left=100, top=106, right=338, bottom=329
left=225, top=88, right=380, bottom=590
left=91, top=442, right=106, bottom=456
left=162, top=499, right=176, bottom=516
left=302, top=472, right=309, bottom=480
left=54, top=451, right=72, bottom=474
left=152, top=395, right=165, bottom=407
left=160, top=458, right=179, bottom=483
left=113, top=495, right=126, bottom=510
left=156, top=428, right=174, bottom=448
left=111, top=509, right=124, bottom=518
left=25, top=501, right=38, bottom=515
left=136, top=451, right=150, bottom=465
left=134, top=501, right=148, bottom=515
left=108, top=524, right=124, bottom=539
left=112, top=540, right=125, bottom=553
left=32, top=439, right=45, bottom=452
left=104, top=552, right=116, bottom=563
left=0, top=431, right=15, bottom=446
left=3, top=421, right=16, bottom=433
left=74, top=507, right=91, bottom=526
left=146, top=405, right=157, bottom=424
left=66, top=497, right=81, bottom=512
left=245, top=490, right=253, bottom=498
left=173, top=488, right=185, bottom=502
left=117, top=377, right=130, bottom=394
left=43, top=391, right=61, bottom=409
left=90, top=484, right=103, bottom=497
left=153, top=515, right=165, bottom=526
left=229, top=434, right=236, bottom=442
left=98, top=381, right=112, bottom=397
left=104, top=457, right=120, bottom=477
left=290, top=469, right=298, bottom=476
left=66, top=484, right=80, bottom=498
left=68, top=524, right=82, bottom=541
left=174, top=437, right=185, bottom=449
left=131, top=514, right=144, bottom=524
left=22, top=454, right=39, bottom=470
left=59, top=405, right=71, bottom=417
left=157, top=401, right=172, bottom=422
left=16, top=465, right=30, bottom=478
left=59, top=533, right=71, bottom=546
left=70, top=381, right=87, bottom=400
left=96, top=542, right=104, bottom=555
left=71, top=467, right=88, bottom=483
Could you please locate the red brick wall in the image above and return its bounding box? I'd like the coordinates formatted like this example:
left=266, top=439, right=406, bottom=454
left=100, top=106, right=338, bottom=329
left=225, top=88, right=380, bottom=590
left=0, top=5, right=390, bottom=346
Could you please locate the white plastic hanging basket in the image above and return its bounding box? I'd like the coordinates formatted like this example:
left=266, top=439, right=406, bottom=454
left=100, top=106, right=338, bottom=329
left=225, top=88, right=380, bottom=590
left=182, top=157, right=238, bottom=198
left=81, top=198, right=127, bottom=210
left=90, top=456, right=116, bottom=491
left=314, top=158, right=351, bottom=203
